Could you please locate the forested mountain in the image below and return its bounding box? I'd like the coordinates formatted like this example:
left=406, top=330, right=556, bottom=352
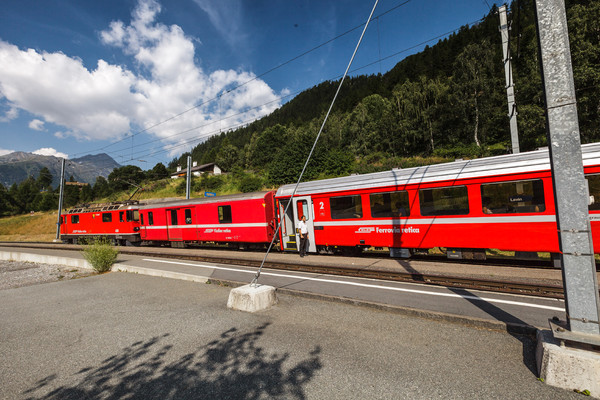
left=172, top=0, right=599, bottom=185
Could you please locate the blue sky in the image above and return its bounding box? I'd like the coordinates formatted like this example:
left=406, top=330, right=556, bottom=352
left=0, top=0, right=492, bottom=170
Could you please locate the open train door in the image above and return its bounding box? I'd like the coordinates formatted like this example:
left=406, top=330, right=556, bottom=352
left=293, top=196, right=316, bottom=254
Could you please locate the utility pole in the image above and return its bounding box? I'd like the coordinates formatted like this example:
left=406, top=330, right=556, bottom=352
left=54, top=158, right=66, bottom=242
left=498, top=4, right=520, bottom=154
left=186, top=155, right=192, bottom=200
left=535, top=0, right=600, bottom=341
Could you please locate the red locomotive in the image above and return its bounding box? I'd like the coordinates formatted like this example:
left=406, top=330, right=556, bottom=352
left=60, top=201, right=141, bottom=245
left=60, top=143, right=600, bottom=260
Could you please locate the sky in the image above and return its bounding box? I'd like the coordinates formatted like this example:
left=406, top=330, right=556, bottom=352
left=0, top=0, right=493, bottom=170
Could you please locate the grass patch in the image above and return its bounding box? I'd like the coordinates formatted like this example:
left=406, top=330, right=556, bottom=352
left=0, top=211, right=57, bottom=242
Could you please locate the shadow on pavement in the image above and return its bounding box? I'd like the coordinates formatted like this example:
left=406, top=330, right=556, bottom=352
left=24, top=322, right=322, bottom=400
left=448, top=287, right=538, bottom=376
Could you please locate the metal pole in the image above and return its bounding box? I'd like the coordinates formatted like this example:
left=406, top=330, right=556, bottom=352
left=535, top=0, right=600, bottom=339
left=54, top=158, right=66, bottom=241
left=186, top=155, right=192, bottom=200
left=498, top=4, right=520, bottom=153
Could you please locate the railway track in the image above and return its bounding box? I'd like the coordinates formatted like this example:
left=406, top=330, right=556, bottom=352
left=0, top=241, right=580, bottom=299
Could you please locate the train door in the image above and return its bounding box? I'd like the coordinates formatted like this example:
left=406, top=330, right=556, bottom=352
left=166, top=208, right=183, bottom=241
left=279, top=199, right=296, bottom=251
left=293, top=196, right=316, bottom=253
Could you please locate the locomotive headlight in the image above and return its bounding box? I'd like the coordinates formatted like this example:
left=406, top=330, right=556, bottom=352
left=133, top=227, right=140, bottom=232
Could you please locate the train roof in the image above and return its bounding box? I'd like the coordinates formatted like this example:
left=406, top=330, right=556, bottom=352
left=276, top=142, right=600, bottom=197
left=66, top=200, right=140, bottom=214
left=138, top=191, right=273, bottom=210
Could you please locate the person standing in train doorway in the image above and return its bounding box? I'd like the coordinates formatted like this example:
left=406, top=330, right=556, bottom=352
left=298, top=215, right=308, bottom=257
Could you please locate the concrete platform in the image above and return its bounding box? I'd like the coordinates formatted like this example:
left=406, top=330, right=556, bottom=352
left=2, top=241, right=586, bottom=288
left=227, top=284, right=277, bottom=312
left=537, top=330, right=600, bottom=397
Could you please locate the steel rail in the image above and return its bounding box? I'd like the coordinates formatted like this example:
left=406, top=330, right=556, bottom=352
left=0, top=241, right=576, bottom=299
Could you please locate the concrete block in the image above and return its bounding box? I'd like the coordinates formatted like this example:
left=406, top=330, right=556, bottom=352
left=537, top=329, right=600, bottom=397
left=227, top=284, right=277, bottom=313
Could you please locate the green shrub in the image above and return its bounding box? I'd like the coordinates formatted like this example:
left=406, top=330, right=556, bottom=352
left=239, top=175, right=263, bottom=193
left=82, top=237, right=119, bottom=273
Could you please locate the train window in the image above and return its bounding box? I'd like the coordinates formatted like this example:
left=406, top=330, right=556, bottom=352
left=419, top=186, right=469, bottom=216
left=140, top=214, right=144, bottom=226
left=71, top=215, right=79, bottom=224
left=102, top=213, right=112, bottom=222
left=126, top=210, right=139, bottom=222
left=219, top=205, right=232, bottom=224
left=297, top=200, right=309, bottom=220
left=330, top=195, right=363, bottom=219
left=170, top=210, right=178, bottom=225
left=480, top=179, right=545, bottom=214
left=370, top=191, right=410, bottom=218
left=148, top=212, right=154, bottom=226
left=185, top=209, right=193, bottom=224
left=587, top=174, right=600, bottom=211
left=119, top=211, right=125, bottom=222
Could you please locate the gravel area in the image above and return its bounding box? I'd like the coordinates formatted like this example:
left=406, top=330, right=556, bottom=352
left=0, top=260, right=95, bottom=290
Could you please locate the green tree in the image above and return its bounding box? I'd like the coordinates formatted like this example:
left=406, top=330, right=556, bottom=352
left=149, top=162, right=169, bottom=180
left=393, top=76, right=449, bottom=154
left=453, top=40, right=503, bottom=148
left=93, top=176, right=111, bottom=199
left=346, top=94, right=398, bottom=157
left=246, top=124, right=289, bottom=168
left=37, top=167, right=53, bottom=190
left=108, top=165, right=145, bottom=192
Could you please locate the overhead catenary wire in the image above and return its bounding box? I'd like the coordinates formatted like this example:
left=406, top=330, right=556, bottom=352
left=251, top=0, right=380, bottom=286
left=71, top=0, right=414, bottom=159
left=103, top=17, right=486, bottom=165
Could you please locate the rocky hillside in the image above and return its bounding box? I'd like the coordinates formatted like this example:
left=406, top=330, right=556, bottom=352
left=0, top=152, right=120, bottom=188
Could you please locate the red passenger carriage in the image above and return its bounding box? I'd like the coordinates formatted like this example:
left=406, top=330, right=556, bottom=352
left=275, top=143, right=600, bottom=258
left=138, top=191, right=277, bottom=248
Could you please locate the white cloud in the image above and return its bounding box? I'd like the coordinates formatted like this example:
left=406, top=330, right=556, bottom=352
left=32, top=147, right=69, bottom=159
left=0, top=105, right=18, bottom=122
left=28, top=119, right=45, bottom=131
left=0, top=148, right=14, bottom=156
left=192, top=0, right=245, bottom=48
left=0, top=0, right=281, bottom=154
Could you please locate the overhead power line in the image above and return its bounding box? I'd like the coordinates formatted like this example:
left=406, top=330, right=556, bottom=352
left=72, top=0, right=414, bottom=158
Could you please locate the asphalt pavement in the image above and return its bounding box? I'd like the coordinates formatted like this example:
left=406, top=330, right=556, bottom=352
left=0, top=271, right=580, bottom=399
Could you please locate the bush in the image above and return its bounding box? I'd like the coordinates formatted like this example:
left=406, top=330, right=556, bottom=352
left=239, top=175, right=263, bottom=193
left=82, top=237, right=119, bottom=273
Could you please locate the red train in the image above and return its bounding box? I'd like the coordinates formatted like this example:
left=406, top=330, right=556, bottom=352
left=61, top=143, right=600, bottom=259
left=137, top=191, right=276, bottom=249
left=60, top=201, right=141, bottom=245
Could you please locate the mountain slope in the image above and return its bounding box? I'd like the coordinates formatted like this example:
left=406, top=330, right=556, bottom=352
left=0, top=152, right=120, bottom=188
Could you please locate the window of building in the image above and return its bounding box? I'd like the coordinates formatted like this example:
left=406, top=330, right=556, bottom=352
left=419, top=186, right=469, bottom=216
left=330, top=195, right=363, bottom=219
left=370, top=191, right=410, bottom=218
left=71, top=215, right=79, bottom=224
left=480, top=179, right=545, bottom=214
left=185, top=209, right=193, bottom=224
left=148, top=212, right=154, bottom=226
left=587, top=174, right=600, bottom=211
left=218, top=205, right=232, bottom=223
left=102, top=213, right=112, bottom=222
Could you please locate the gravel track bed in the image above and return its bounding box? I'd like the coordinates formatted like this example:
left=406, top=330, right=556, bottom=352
left=0, top=260, right=95, bottom=290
